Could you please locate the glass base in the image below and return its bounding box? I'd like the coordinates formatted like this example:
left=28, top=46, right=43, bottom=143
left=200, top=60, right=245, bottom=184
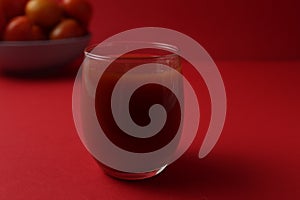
left=99, top=163, right=167, bottom=180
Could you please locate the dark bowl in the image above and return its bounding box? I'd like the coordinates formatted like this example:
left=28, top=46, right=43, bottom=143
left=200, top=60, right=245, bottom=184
left=0, top=34, right=91, bottom=72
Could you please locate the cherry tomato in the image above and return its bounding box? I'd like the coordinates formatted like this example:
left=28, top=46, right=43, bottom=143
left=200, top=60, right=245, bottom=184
left=50, top=18, right=86, bottom=40
left=31, top=25, right=47, bottom=40
left=3, top=16, right=33, bottom=41
left=0, top=6, right=6, bottom=38
left=62, top=0, right=92, bottom=26
left=3, top=15, right=47, bottom=41
left=0, top=0, right=29, bottom=20
left=25, top=0, right=63, bottom=28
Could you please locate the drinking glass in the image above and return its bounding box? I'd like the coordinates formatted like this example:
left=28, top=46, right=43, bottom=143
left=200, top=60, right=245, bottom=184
left=73, top=42, right=183, bottom=180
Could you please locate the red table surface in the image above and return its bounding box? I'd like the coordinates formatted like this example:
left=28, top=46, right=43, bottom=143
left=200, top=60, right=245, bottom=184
left=0, top=60, right=299, bottom=199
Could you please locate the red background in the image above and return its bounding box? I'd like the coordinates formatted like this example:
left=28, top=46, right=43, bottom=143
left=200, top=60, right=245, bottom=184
left=89, top=0, right=300, bottom=60
left=0, top=0, right=300, bottom=199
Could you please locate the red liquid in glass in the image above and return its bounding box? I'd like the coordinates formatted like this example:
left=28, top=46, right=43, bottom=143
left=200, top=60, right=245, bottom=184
left=93, top=52, right=182, bottom=179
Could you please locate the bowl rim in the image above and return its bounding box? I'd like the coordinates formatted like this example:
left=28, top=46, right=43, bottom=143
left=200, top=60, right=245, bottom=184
left=0, top=34, right=91, bottom=47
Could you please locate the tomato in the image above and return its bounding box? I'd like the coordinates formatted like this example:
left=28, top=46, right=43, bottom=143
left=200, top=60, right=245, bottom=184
left=0, top=14, right=5, bottom=32
left=25, top=0, right=63, bottom=28
left=3, top=16, right=33, bottom=41
left=0, top=6, right=6, bottom=38
left=31, top=25, right=47, bottom=40
left=3, top=15, right=47, bottom=41
left=50, top=18, right=86, bottom=40
left=62, top=0, right=92, bottom=26
left=0, top=0, right=29, bottom=20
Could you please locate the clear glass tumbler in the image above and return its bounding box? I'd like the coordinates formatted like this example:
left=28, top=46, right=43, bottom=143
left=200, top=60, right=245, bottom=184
left=73, top=42, right=183, bottom=180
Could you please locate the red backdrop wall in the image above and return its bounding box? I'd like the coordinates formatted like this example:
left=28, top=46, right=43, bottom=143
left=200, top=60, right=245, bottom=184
left=88, top=0, right=300, bottom=60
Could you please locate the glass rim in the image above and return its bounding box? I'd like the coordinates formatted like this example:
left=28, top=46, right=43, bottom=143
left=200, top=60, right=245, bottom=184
left=84, top=41, right=180, bottom=61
